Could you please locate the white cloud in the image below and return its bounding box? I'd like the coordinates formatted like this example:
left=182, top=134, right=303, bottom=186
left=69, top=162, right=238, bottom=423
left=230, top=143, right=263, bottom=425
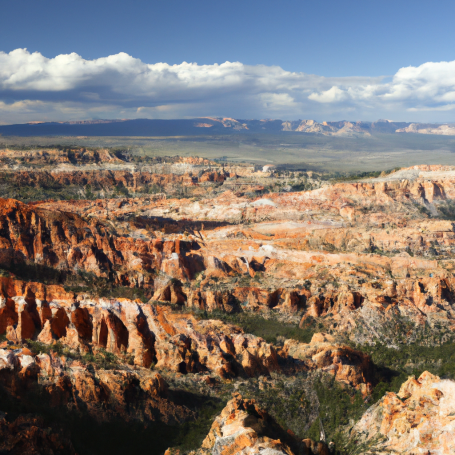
left=261, top=93, right=298, bottom=110
left=0, top=49, right=455, bottom=123
left=408, top=104, right=455, bottom=112
left=308, top=86, right=347, bottom=103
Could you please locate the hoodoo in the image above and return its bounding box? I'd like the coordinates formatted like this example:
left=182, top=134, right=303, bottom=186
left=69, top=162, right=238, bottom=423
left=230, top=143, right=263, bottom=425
left=0, top=148, right=453, bottom=454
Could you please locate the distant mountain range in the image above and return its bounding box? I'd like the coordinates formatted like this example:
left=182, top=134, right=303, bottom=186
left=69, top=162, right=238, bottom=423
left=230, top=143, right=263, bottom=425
left=0, top=117, right=454, bottom=137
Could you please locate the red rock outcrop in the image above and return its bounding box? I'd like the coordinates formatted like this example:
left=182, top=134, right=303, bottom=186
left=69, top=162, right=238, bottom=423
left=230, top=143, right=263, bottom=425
left=0, top=198, right=199, bottom=288
left=0, top=345, right=190, bottom=426
left=3, top=160, right=455, bottom=349
left=0, top=147, right=124, bottom=166
left=0, top=276, right=280, bottom=378
left=10, top=168, right=230, bottom=195
left=0, top=412, right=76, bottom=455
left=190, top=393, right=329, bottom=455
left=8, top=153, right=455, bottom=451
left=3, top=175, right=455, bottom=348
left=283, top=333, right=374, bottom=395
left=0, top=276, right=375, bottom=389
left=41, top=164, right=455, bottom=228
left=349, top=371, right=455, bottom=454
left=0, top=148, right=247, bottom=198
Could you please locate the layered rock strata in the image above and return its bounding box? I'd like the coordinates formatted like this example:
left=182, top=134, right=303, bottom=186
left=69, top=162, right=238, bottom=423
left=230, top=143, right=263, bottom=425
left=283, top=333, right=374, bottom=395
left=0, top=198, right=198, bottom=288
left=2, top=164, right=455, bottom=349
left=0, top=276, right=374, bottom=390
left=0, top=276, right=280, bottom=377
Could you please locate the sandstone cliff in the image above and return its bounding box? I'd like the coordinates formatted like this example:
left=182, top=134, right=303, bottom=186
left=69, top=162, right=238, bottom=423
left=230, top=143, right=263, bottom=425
left=2, top=152, right=455, bottom=454
left=0, top=412, right=76, bottom=455
left=0, top=275, right=374, bottom=391
left=0, top=345, right=188, bottom=425
left=349, top=371, right=455, bottom=455
left=188, top=393, right=329, bottom=455
left=0, top=198, right=199, bottom=289
left=0, top=275, right=279, bottom=377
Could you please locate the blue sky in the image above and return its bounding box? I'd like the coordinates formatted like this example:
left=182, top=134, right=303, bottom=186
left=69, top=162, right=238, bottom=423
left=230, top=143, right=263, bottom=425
left=1, top=0, right=455, bottom=123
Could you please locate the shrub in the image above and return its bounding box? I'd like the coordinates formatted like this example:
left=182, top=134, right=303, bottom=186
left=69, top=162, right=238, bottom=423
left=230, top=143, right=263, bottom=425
left=1, top=262, right=150, bottom=303
left=197, top=311, right=316, bottom=344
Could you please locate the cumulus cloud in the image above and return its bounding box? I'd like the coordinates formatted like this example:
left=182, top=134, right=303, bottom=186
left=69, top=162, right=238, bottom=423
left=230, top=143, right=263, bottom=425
left=0, top=48, right=454, bottom=123
left=308, top=86, right=348, bottom=103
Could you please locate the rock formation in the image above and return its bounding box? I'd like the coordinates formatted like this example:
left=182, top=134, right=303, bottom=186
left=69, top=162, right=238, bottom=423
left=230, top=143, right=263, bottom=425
left=3, top=162, right=455, bottom=347
left=283, top=333, right=374, bottom=395
left=189, top=393, right=329, bottom=455
left=0, top=275, right=280, bottom=377
left=0, top=276, right=374, bottom=389
left=0, top=197, right=198, bottom=288
left=349, top=371, right=455, bottom=455
left=5, top=118, right=455, bottom=137
left=1, top=150, right=455, bottom=453
left=0, top=344, right=190, bottom=425
left=0, top=412, right=76, bottom=455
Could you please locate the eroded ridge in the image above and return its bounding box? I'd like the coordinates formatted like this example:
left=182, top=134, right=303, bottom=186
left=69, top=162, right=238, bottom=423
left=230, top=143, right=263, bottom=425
left=1, top=152, right=455, bottom=454
left=185, top=393, right=331, bottom=455
left=349, top=371, right=455, bottom=455
left=0, top=275, right=374, bottom=392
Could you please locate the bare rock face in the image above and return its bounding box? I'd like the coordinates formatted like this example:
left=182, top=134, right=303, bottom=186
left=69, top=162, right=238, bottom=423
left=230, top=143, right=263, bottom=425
left=17, top=163, right=455, bottom=350
left=0, top=346, right=189, bottom=426
left=0, top=148, right=238, bottom=198
left=283, top=333, right=374, bottom=395
left=396, top=124, right=455, bottom=135
left=0, top=276, right=281, bottom=378
left=349, top=371, right=455, bottom=455
left=0, top=198, right=196, bottom=288
left=0, top=276, right=376, bottom=391
left=4, top=154, right=455, bottom=453
left=192, top=393, right=328, bottom=455
left=148, top=307, right=281, bottom=378
left=0, top=412, right=76, bottom=455
left=0, top=147, right=125, bottom=167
